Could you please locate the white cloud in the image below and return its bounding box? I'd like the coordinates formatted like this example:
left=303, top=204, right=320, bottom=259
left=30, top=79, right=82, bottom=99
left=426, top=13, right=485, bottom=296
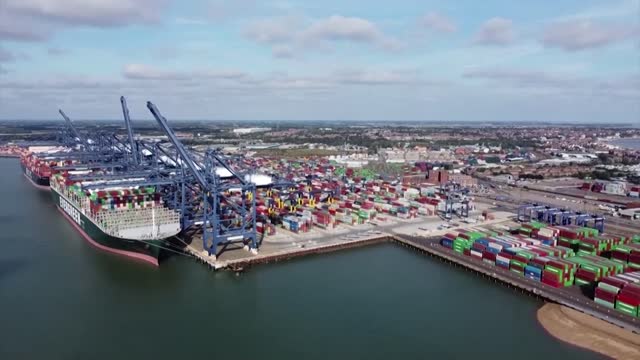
left=473, top=17, right=515, bottom=46
left=3, top=0, right=166, bottom=27
left=541, top=20, right=637, bottom=51
left=421, top=12, right=457, bottom=33
left=244, top=16, right=300, bottom=45
left=119, top=64, right=440, bottom=90
left=552, top=0, right=640, bottom=22
left=174, top=17, right=207, bottom=25
left=123, top=64, right=247, bottom=81
left=272, top=45, right=294, bottom=59
left=301, top=15, right=398, bottom=48
left=333, top=69, right=437, bottom=85
left=244, top=14, right=403, bottom=58
left=0, top=0, right=168, bottom=42
left=463, top=68, right=640, bottom=99
left=123, top=64, right=189, bottom=80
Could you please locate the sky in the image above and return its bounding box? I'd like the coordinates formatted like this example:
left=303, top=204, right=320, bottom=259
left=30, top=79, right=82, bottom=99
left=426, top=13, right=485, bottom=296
left=0, top=0, right=638, bottom=122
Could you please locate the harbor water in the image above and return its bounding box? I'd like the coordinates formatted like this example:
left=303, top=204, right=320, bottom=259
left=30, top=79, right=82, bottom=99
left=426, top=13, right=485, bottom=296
left=607, top=138, right=640, bottom=150
left=0, top=158, right=604, bottom=359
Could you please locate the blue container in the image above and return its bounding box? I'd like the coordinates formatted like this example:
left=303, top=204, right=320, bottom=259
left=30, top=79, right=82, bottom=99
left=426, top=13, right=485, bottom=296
left=504, top=247, right=519, bottom=256
left=496, top=259, right=510, bottom=268
left=441, top=238, right=453, bottom=248
left=529, top=262, right=545, bottom=270
left=487, top=247, right=500, bottom=254
left=525, top=273, right=541, bottom=281
left=525, top=265, right=542, bottom=275
left=495, top=240, right=511, bottom=249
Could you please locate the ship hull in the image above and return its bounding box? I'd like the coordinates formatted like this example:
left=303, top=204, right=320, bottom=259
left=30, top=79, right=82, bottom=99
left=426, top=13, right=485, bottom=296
left=51, top=188, right=163, bottom=266
left=21, top=163, right=50, bottom=190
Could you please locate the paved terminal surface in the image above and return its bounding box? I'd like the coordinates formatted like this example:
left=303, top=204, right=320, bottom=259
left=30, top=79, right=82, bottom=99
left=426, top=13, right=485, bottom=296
left=184, top=204, right=514, bottom=270
left=474, top=196, right=640, bottom=237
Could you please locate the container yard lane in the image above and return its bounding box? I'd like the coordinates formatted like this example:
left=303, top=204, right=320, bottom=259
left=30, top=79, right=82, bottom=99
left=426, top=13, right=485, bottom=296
left=392, top=233, right=640, bottom=334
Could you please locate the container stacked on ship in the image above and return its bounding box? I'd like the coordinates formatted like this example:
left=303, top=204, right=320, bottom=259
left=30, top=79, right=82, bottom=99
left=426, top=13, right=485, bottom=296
left=50, top=171, right=181, bottom=266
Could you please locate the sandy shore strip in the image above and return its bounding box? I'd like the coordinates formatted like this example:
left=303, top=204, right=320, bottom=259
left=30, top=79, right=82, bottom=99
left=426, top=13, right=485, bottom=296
left=537, top=303, right=640, bottom=359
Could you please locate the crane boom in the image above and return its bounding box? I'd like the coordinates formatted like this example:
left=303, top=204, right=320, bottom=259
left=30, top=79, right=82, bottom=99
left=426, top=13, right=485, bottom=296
left=146, top=101, right=208, bottom=189
left=120, top=96, right=139, bottom=165
left=58, top=109, right=83, bottom=143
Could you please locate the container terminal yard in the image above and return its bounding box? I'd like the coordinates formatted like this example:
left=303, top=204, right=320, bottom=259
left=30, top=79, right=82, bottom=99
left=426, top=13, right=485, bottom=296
left=9, top=97, right=640, bottom=345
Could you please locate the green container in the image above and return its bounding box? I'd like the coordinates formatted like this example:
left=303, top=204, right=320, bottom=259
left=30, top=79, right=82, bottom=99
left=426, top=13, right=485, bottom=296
left=575, top=278, right=590, bottom=286
left=597, top=282, right=620, bottom=293
left=529, top=221, right=546, bottom=229
left=615, top=302, right=638, bottom=316
left=594, top=298, right=615, bottom=309
left=545, top=266, right=562, bottom=274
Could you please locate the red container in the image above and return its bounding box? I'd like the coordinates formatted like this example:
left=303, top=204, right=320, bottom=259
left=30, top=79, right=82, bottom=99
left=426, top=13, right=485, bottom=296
left=542, top=270, right=561, bottom=281
left=531, top=258, right=548, bottom=267
left=594, top=287, right=617, bottom=302
left=472, top=243, right=486, bottom=252
left=548, top=260, right=570, bottom=271
left=612, top=250, right=629, bottom=262
left=510, top=263, right=524, bottom=272
left=558, top=239, right=572, bottom=248
left=498, top=252, right=514, bottom=260
left=576, top=269, right=598, bottom=282
left=542, top=277, right=561, bottom=288
left=601, top=277, right=628, bottom=288
left=622, top=284, right=640, bottom=298
left=629, top=253, right=640, bottom=264
left=482, top=251, right=497, bottom=261
left=617, top=292, right=640, bottom=306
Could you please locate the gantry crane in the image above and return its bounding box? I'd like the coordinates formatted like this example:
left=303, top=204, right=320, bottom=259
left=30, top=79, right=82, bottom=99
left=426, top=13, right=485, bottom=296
left=147, top=101, right=259, bottom=259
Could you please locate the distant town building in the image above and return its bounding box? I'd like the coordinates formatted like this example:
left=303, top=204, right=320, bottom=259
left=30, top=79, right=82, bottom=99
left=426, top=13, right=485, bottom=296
left=233, top=127, right=271, bottom=135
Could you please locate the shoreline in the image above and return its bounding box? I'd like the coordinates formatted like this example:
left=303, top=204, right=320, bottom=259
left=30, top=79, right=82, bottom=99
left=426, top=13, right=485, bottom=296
left=537, top=303, right=640, bottom=359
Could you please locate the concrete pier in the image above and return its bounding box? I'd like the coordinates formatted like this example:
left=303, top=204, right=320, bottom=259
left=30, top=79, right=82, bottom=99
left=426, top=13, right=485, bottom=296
left=391, top=234, right=640, bottom=334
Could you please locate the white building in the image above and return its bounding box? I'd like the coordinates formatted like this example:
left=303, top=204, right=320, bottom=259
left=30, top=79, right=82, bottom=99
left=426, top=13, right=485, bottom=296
left=232, top=128, right=271, bottom=135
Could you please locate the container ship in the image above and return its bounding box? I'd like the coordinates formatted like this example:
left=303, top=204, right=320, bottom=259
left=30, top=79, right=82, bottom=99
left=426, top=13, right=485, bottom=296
left=20, top=146, right=67, bottom=190
left=50, top=171, right=182, bottom=266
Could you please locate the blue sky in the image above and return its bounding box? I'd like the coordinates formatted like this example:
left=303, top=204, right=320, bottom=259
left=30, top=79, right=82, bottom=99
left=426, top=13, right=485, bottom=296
left=0, top=0, right=638, bottom=122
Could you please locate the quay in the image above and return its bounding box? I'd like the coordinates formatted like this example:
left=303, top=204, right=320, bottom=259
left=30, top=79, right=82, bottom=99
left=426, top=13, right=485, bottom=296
left=184, top=230, right=390, bottom=271
left=181, top=222, right=640, bottom=334
left=391, top=234, right=640, bottom=334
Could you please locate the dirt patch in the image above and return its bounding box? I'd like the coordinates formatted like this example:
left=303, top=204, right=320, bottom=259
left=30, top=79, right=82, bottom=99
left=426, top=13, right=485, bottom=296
left=537, top=303, right=640, bottom=360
